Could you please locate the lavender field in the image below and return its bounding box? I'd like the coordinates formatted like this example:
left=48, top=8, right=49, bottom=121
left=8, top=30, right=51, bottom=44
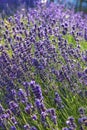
left=0, top=2, right=87, bottom=130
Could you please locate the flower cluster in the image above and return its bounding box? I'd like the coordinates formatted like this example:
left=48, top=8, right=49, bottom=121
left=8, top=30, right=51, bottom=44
left=0, top=2, right=87, bottom=130
left=62, top=116, right=77, bottom=130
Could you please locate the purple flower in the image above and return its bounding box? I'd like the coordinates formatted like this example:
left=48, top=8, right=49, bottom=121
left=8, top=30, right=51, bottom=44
left=62, top=128, right=69, bottom=130
left=32, top=58, right=39, bottom=68
left=84, top=28, right=87, bottom=41
left=30, top=81, right=43, bottom=100
left=25, top=105, right=31, bottom=114
left=29, top=80, right=36, bottom=88
left=11, top=117, right=17, bottom=125
left=78, top=107, right=85, bottom=115
left=18, top=89, right=28, bottom=103
left=54, top=92, right=64, bottom=108
left=23, top=82, right=29, bottom=89
left=78, top=72, right=83, bottom=78
left=24, top=124, right=30, bottom=130
left=40, top=111, right=48, bottom=127
left=9, top=101, right=19, bottom=115
left=10, top=126, right=16, bottom=130
left=84, top=68, right=87, bottom=74
left=33, top=85, right=43, bottom=100
left=78, top=117, right=87, bottom=124
left=35, top=99, right=46, bottom=113
left=23, top=82, right=30, bottom=96
left=31, top=114, right=37, bottom=120
left=65, top=116, right=77, bottom=129
left=47, top=108, right=57, bottom=124
left=30, top=126, right=37, bottom=130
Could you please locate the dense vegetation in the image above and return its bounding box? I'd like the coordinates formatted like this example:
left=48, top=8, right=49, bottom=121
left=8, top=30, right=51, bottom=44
left=0, top=3, right=87, bottom=130
left=0, top=0, right=87, bottom=17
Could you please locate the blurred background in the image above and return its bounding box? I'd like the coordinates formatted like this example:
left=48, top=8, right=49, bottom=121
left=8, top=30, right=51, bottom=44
left=0, top=0, right=87, bottom=17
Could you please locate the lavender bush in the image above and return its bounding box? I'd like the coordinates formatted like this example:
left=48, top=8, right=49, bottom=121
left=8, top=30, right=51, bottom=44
left=0, top=3, right=87, bottom=130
